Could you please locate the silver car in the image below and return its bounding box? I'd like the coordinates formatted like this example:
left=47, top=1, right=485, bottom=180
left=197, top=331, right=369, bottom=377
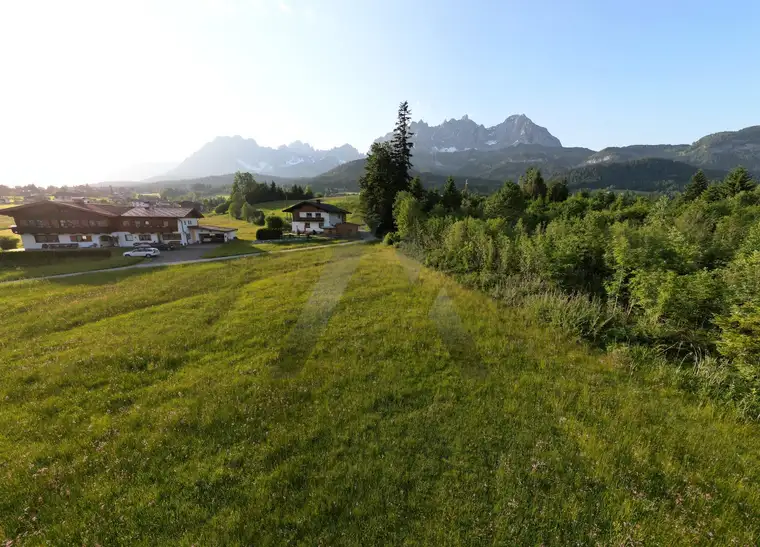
left=123, top=248, right=160, bottom=258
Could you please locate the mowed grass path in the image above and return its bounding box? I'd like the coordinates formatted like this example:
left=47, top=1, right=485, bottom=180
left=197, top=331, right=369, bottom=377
left=1, top=245, right=759, bottom=544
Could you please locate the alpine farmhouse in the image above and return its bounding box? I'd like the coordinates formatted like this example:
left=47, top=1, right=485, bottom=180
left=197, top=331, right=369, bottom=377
left=1, top=200, right=237, bottom=249
left=282, top=200, right=360, bottom=237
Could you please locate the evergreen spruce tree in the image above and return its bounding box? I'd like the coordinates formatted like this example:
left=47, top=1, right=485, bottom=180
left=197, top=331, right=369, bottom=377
left=409, top=176, right=425, bottom=201
left=359, top=142, right=397, bottom=233
left=724, top=166, right=756, bottom=197
left=391, top=101, right=414, bottom=187
left=441, top=176, right=462, bottom=212
left=359, top=101, right=416, bottom=234
left=683, top=170, right=709, bottom=201
left=520, top=167, right=547, bottom=200
left=547, top=179, right=569, bottom=202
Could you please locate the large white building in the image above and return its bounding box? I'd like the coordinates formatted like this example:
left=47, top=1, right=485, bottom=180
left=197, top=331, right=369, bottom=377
left=1, top=201, right=237, bottom=250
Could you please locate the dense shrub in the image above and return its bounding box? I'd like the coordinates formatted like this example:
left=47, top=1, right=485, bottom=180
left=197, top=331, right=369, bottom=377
left=214, top=201, right=230, bottom=214
left=256, top=228, right=283, bottom=240
left=0, top=235, right=19, bottom=250
left=391, top=166, right=760, bottom=418
left=265, top=215, right=284, bottom=230
left=382, top=232, right=401, bottom=246
left=251, top=211, right=266, bottom=226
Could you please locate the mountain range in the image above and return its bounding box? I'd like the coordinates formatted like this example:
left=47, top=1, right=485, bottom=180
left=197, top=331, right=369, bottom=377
left=108, top=116, right=760, bottom=194
left=147, top=137, right=365, bottom=181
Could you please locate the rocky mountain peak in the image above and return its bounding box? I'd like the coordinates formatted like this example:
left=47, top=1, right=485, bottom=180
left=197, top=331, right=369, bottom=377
left=376, top=114, right=562, bottom=152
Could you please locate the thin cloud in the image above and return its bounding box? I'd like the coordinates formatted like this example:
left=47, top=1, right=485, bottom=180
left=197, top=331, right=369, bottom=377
left=278, top=0, right=293, bottom=14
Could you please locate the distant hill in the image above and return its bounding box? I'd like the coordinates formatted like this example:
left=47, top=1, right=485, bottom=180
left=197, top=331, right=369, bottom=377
left=562, top=158, right=728, bottom=192
left=584, top=126, right=760, bottom=172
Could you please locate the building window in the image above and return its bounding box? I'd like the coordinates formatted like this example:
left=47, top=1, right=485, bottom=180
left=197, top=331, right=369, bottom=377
left=305, top=222, right=311, bottom=228
left=125, top=234, right=133, bottom=241
left=165, top=233, right=181, bottom=240
left=19, top=219, right=29, bottom=226
left=163, top=220, right=169, bottom=227
left=60, top=220, right=73, bottom=228
left=145, top=220, right=151, bottom=226
left=34, top=234, right=60, bottom=243
left=306, top=212, right=312, bottom=218
left=88, top=220, right=97, bottom=227
left=50, top=219, right=60, bottom=228
left=71, top=235, right=93, bottom=242
left=97, top=220, right=108, bottom=227
left=139, top=234, right=152, bottom=241
left=72, top=220, right=81, bottom=227
left=122, top=220, right=130, bottom=227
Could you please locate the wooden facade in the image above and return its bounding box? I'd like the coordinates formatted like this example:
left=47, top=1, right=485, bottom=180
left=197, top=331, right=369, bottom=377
left=9, top=202, right=118, bottom=235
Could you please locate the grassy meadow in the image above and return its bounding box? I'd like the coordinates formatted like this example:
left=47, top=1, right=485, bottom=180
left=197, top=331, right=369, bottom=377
left=1, top=243, right=760, bottom=543
left=0, top=204, right=22, bottom=249
left=0, top=249, right=143, bottom=283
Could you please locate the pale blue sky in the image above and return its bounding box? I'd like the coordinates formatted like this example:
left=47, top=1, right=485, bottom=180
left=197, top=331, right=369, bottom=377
left=1, top=0, right=758, bottom=184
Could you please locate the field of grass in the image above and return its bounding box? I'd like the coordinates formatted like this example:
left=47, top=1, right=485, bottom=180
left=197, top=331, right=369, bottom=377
left=0, top=249, right=142, bottom=283
left=2, top=244, right=760, bottom=544
left=201, top=236, right=343, bottom=258
left=0, top=204, right=22, bottom=249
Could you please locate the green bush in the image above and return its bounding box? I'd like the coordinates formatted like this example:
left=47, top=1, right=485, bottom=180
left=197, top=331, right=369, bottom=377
left=0, top=235, right=19, bottom=251
left=265, top=215, right=284, bottom=230
left=383, top=232, right=401, bottom=246
left=214, top=201, right=230, bottom=214
left=251, top=211, right=266, bottom=226
left=256, top=228, right=283, bottom=241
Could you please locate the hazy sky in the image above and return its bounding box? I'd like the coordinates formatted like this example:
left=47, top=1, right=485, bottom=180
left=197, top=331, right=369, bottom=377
left=1, top=0, right=759, bottom=185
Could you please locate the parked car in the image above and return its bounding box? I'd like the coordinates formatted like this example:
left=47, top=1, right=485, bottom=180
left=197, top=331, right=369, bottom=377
left=149, top=241, right=178, bottom=251
left=123, top=248, right=160, bottom=258
left=133, top=241, right=177, bottom=251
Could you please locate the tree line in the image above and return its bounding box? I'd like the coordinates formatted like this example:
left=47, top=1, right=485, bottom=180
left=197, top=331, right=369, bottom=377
left=360, top=101, right=760, bottom=419
left=216, top=171, right=315, bottom=226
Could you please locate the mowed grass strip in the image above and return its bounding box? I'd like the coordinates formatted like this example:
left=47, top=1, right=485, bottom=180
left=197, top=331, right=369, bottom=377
left=0, top=245, right=759, bottom=544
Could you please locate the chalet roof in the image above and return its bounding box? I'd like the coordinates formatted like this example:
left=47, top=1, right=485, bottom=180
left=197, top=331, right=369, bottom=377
left=281, top=200, right=351, bottom=214
left=0, top=200, right=127, bottom=217
left=195, top=225, right=238, bottom=233
left=121, top=207, right=203, bottom=218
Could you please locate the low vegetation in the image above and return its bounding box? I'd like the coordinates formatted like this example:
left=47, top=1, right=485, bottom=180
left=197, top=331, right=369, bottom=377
left=0, top=249, right=142, bottom=282
left=390, top=166, right=760, bottom=418
left=2, top=244, right=760, bottom=543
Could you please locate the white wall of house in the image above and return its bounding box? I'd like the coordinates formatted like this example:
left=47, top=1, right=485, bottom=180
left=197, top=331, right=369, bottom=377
left=20, top=233, right=109, bottom=249
left=292, top=220, right=324, bottom=233
left=177, top=218, right=199, bottom=244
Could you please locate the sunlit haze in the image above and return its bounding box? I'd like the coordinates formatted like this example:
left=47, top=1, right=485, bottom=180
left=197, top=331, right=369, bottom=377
left=1, top=0, right=758, bottom=185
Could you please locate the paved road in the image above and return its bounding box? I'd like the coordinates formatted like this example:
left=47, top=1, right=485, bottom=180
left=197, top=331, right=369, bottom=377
left=3, top=240, right=366, bottom=285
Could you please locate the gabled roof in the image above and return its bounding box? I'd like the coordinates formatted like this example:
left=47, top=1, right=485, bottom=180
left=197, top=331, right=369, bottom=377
left=121, top=207, right=203, bottom=218
left=195, top=225, right=238, bottom=233
left=0, top=200, right=126, bottom=217
left=281, top=200, right=351, bottom=214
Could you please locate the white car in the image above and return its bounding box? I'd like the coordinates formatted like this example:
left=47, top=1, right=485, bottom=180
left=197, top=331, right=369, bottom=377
left=123, top=248, right=160, bottom=258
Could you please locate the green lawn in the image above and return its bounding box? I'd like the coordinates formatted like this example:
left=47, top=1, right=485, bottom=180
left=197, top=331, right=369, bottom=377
left=1, top=245, right=760, bottom=544
left=0, top=204, right=22, bottom=249
left=201, top=236, right=342, bottom=258
left=0, top=249, right=142, bottom=282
